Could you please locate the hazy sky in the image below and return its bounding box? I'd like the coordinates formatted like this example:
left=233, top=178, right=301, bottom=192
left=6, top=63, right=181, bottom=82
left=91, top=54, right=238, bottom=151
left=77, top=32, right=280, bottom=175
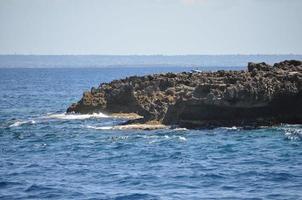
left=0, top=0, right=301, bottom=55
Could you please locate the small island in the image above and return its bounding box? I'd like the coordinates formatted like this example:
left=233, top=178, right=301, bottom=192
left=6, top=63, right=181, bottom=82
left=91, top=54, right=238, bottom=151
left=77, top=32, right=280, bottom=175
left=67, top=60, right=302, bottom=128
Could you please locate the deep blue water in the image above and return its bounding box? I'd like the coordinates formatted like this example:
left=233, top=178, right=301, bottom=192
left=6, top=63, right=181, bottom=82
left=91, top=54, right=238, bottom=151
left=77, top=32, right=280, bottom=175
left=1, top=66, right=302, bottom=200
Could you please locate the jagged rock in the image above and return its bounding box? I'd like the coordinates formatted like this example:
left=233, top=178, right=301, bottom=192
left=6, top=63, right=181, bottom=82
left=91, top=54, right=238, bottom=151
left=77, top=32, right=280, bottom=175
left=67, top=60, right=302, bottom=128
left=248, top=62, right=273, bottom=72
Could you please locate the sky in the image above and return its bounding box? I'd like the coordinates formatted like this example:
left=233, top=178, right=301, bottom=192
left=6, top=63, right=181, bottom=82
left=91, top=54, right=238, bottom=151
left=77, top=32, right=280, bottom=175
left=0, top=0, right=301, bottom=55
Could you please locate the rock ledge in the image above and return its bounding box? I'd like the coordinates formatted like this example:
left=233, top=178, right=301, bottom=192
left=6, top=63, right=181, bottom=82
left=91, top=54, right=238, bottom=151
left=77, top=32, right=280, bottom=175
left=67, top=60, right=302, bottom=128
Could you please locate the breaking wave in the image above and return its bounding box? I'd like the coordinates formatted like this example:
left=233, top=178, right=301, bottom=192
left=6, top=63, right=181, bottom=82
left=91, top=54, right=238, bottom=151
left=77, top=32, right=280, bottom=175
left=44, top=112, right=109, bottom=120
left=7, top=112, right=109, bottom=128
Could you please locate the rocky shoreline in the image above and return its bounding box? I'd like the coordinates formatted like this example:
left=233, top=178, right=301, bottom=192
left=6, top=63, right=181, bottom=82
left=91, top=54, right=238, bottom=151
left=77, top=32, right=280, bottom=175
left=67, top=60, right=302, bottom=129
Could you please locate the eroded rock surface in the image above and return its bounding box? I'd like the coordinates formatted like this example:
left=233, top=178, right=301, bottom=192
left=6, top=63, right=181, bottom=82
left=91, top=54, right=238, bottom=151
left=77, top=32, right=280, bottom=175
left=67, top=60, right=302, bottom=128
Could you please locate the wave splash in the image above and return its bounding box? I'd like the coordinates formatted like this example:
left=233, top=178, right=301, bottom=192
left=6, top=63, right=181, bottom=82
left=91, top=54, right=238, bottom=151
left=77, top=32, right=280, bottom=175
left=7, top=112, right=109, bottom=128
left=283, top=127, right=302, bottom=140
left=85, top=125, right=113, bottom=130
left=9, top=120, right=36, bottom=127
left=44, top=112, right=109, bottom=120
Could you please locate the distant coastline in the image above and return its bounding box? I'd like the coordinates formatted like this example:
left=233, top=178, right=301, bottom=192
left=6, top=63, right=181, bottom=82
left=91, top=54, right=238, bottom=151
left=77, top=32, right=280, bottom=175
left=1, top=54, right=302, bottom=68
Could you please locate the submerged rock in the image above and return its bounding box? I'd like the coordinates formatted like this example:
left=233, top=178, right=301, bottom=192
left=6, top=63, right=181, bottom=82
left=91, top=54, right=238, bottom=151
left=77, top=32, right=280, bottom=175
left=67, top=60, right=302, bottom=128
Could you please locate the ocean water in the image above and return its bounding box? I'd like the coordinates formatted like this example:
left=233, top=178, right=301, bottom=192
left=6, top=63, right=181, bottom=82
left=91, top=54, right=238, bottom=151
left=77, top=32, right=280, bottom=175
left=1, top=61, right=302, bottom=199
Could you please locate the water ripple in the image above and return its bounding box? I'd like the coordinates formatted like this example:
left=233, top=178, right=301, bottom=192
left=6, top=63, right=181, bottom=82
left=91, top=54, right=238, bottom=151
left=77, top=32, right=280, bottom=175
left=1, top=68, right=302, bottom=199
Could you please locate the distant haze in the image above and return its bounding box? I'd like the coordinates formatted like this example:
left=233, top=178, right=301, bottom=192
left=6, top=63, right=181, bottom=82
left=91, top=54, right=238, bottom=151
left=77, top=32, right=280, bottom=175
left=0, top=0, right=302, bottom=55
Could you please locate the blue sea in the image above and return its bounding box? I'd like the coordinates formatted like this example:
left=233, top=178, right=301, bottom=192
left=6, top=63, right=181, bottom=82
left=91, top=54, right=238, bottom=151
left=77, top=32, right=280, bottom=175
left=1, top=56, right=302, bottom=199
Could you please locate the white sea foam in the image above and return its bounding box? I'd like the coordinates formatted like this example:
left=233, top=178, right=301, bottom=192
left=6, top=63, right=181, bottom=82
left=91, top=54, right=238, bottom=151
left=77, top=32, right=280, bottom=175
left=173, top=128, right=188, bottom=131
left=44, top=112, right=109, bottom=120
left=142, top=135, right=160, bottom=139
left=85, top=125, right=113, bottom=130
left=226, top=126, right=238, bottom=130
left=9, top=120, right=36, bottom=127
left=7, top=112, right=109, bottom=128
left=283, top=128, right=302, bottom=140
left=178, top=136, right=187, bottom=141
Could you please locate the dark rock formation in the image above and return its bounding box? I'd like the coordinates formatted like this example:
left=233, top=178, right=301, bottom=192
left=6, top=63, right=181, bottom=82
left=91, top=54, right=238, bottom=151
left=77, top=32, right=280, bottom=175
left=67, top=60, right=302, bottom=128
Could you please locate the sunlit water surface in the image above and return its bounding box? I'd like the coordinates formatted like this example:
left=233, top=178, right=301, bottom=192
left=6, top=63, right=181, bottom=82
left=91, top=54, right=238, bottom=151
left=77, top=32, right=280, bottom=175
left=1, top=66, right=302, bottom=199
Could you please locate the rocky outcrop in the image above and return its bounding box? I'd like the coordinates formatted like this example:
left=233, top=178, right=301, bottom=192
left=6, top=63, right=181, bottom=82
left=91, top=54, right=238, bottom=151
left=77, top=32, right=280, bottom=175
left=67, top=60, right=302, bottom=128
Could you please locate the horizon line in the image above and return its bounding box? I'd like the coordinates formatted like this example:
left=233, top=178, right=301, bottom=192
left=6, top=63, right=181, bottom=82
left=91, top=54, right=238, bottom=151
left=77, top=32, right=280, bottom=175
left=0, top=53, right=302, bottom=56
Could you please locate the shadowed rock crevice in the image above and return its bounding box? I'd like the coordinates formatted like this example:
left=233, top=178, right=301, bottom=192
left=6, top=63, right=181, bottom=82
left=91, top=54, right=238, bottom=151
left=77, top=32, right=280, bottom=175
left=67, top=60, right=302, bottom=128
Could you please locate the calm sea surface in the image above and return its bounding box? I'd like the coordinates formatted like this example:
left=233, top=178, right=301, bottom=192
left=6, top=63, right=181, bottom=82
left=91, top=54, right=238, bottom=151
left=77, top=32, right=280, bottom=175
left=1, top=60, right=302, bottom=199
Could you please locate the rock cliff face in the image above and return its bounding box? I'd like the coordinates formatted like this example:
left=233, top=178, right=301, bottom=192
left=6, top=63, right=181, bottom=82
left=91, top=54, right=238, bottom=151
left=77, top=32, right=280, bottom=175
left=67, top=60, right=302, bottom=128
